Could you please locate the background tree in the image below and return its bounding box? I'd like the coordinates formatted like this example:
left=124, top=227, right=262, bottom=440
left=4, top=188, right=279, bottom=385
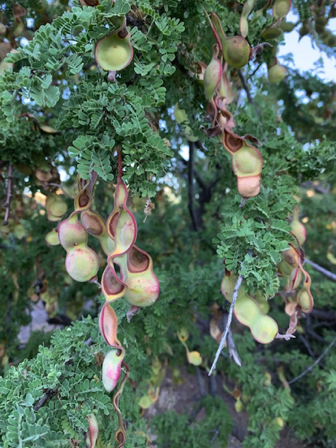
left=0, top=0, right=336, bottom=447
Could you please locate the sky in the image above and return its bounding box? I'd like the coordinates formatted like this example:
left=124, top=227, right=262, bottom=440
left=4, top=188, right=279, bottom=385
left=277, top=12, right=336, bottom=81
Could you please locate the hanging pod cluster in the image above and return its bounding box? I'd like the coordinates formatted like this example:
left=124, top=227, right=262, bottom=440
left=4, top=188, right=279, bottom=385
left=221, top=270, right=278, bottom=344
left=56, top=166, right=159, bottom=447
left=201, top=16, right=263, bottom=198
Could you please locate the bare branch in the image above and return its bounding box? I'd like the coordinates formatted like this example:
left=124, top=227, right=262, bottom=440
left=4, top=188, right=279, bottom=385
left=238, top=70, right=259, bottom=116
left=188, top=142, right=199, bottom=231
left=304, top=258, right=336, bottom=283
left=3, top=164, right=13, bottom=226
left=208, top=274, right=243, bottom=376
left=288, top=336, right=336, bottom=385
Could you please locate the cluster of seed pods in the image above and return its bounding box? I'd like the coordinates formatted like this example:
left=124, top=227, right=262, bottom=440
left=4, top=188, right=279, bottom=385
left=202, top=17, right=263, bottom=198
left=56, top=167, right=159, bottom=447
left=219, top=206, right=314, bottom=345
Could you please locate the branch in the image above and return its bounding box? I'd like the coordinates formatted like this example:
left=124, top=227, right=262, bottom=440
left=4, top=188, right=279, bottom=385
left=208, top=274, right=243, bottom=375
left=288, top=336, right=336, bottom=385
left=33, top=388, right=57, bottom=411
left=3, top=164, right=13, bottom=226
left=304, top=259, right=336, bottom=283
left=187, top=142, right=199, bottom=231
left=238, top=70, right=259, bottom=116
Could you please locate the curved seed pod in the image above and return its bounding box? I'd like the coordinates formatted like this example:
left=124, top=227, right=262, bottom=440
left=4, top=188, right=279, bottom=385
left=250, top=315, right=278, bottom=344
left=291, top=205, right=306, bottom=245
left=297, top=272, right=314, bottom=313
left=209, top=12, right=227, bottom=51
left=289, top=266, right=302, bottom=290
left=65, top=246, right=100, bottom=282
left=222, top=36, right=251, bottom=69
left=81, top=209, right=115, bottom=255
left=58, top=215, right=88, bottom=250
left=73, top=173, right=97, bottom=212
left=240, top=0, right=255, bottom=37
left=218, top=72, right=235, bottom=105
left=204, top=44, right=223, bottom=100
left=282, top=245, right=300, bottom=268
left=102, top=348, right=125, bottom=393
left=273, top=0, right=291, bottom=20
left=101, top=264, right=126, bottom=302
left=86, top=414, right=99, bottom=448
left=45, top=228, right=60, bottom=246
left=95, top=22, right=133, bottom=72
left=122, top=246, right=160, bottom=307
left=99, top=302, right=120, bottom=347
left=268, top=64, right=287, bottom=83
left=106, top=177, right=137, bottom=258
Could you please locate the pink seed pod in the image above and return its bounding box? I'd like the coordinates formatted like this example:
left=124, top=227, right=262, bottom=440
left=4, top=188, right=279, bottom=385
left=99, top=302, right=119, bottom=347
left=102, top=348, right=125, bottom=393
left=86, top=414, right=98, bottom=448
left=58, top=215, right=88, bottom=250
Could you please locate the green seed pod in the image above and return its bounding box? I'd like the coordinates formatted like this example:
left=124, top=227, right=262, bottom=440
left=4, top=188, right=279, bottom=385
left=45, top=228, right=60, bottom=246
left=95, top=25, right=133, bottom=72
left=240, top=0, right=255, bottom=37
left=222, top=36, right=251, bottom=69
left=297, top=272, right=313, bottom=313
left=250, top=315, right=278, bottom=344
left=58, top=215, right=88, bottom=250
left=291, top=206, right=306, bottom=245
left=273, top=0, right=291, bottom=20
left=262, top=26, right=283, bottom=40
left=268, top=64, right=287, bottom=83
left=65, top=246, right=99, bottom=282
left=280, top=21, right=296, bottom=32
left=203, top=44, right=222, bottom=100
left=234, top=294, right=260, bottom=327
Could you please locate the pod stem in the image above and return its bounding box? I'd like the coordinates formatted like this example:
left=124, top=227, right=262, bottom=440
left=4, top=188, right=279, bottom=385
left=208, top=273, right=243, bottom=375
left=3, top=164, right=13, bottom=226
left=117, top=147, right=123, bottom=178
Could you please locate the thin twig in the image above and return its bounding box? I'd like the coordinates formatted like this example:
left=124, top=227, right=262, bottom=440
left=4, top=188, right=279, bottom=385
left=208, top=274, right=243, bottom=376
left=248, top=62, right=262, bottom=80
left=238, top=70, right=259, bottom=116
left=3, top=164, right=13, bottom=225
left=304, top=259, right=336, bottom=283
left=288, top=336, right=336, bottom=384
left=188, top=142, right=199, bottom=231
left=196, top=367, right=207, bottom=397
left=33, top=388, right=57, bottom=411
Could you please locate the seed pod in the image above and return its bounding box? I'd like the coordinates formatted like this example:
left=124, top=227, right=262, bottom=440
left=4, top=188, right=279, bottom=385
left=268, top=63, right=287, bottom=83
left=255, top=290, right=270, bottom=314
left=95, top=23, right=133, bottom=72
left=101, top=264, right=126, bottom=302
left=46, top=194, right=68, bottom=222
left=65, top=246, right=100, bottom=282
left=222, top=36, right=251, bottom=69
left=250, top=314, right=278, bottom=344
left=218, top=72, right=235, bottom=105
left=297, top=272, right=314, bottom=313
left=102, top=348, right=124, bottom=393
left=240, top=0, right=255, bottom=37
left=99, top=302, right=119, bottom=347
left=280, top=21, right=296, bottom=32
left=291, top=205, right=306, bottom=245
left=81, top=209, right=115, bottom=255
left=231, top=143, right=263, bottom=197
left=86, top=414, right=99, bottom=448
left=273, top=0, right=291, bottom=20
left=45, top=228, right=60, bottom=246
left=203, top=44, right=222, bottom=100
left=234, top=293, right=260, bottom=326
left=58, top=215, right=88, bottom=250
left=262, top=26, right=283, bottom=40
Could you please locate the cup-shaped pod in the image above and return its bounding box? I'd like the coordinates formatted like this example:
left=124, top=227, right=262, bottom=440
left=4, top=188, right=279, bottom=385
left=203, top=44, right=222, bottom=100
left=289, top=266, right=302, bottom=291
left=99, top=302, right=120, bottom=347
left=58, top=215, right=88, bottom=250
left=222, top=36, right=251, bottom=69
left=250, top=315, right=278, bottom=344
left=123, top=246, right=160, bottom=307
left=95, top=25, right=133, bottom=72
left=268, top=64, right=287, bottom=83
left=102, top=348, right=125, bottom=393
left=291, top=206, right=306, bottom=245
left=240, top=0, right=255, bottom=37
left=273, top=0, right=291, bottom=20
left=46, top=195, right=68, bottom=222
left=81, top=209, right=115, bottom=255
left=86, top=414, right=98, bottom=448
left=281, top=245, right=300, bottom=269
left=231, top=143, right=263, bottom=197
left=45, top=228, right=60, bottom=246
left=65, top=246, right=99, bottom=282
left=234, top=294, right=260, bottom=327
left=297, top=272, right=314, bottom=313
left=101, top=264, right=126, bottom=302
